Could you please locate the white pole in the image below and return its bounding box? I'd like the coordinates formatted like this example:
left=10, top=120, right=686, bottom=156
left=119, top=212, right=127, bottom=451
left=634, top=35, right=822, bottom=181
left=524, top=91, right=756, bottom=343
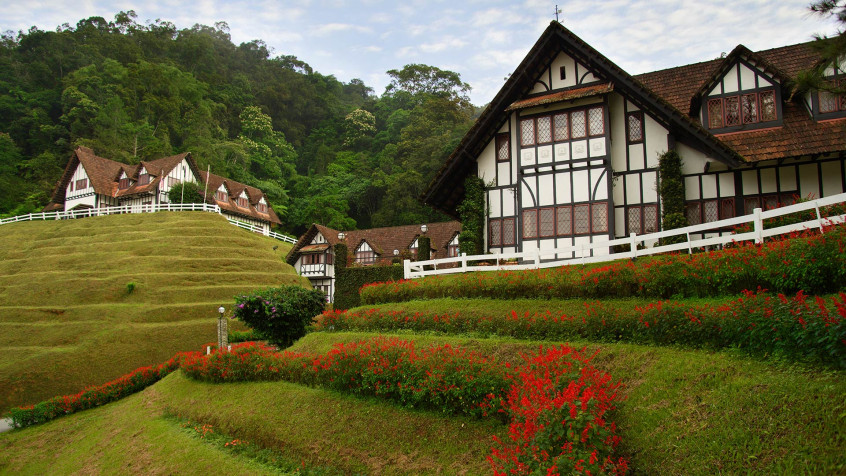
left=203, top=164, right=210, bottom=203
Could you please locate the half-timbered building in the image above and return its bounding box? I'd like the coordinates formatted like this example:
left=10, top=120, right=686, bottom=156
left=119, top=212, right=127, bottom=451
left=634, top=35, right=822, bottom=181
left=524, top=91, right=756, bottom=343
left=44, top=146, right=282, bottom=232
left=423, top=22, right=846, bottom=257
left=286, top=221, right=461, bottom=302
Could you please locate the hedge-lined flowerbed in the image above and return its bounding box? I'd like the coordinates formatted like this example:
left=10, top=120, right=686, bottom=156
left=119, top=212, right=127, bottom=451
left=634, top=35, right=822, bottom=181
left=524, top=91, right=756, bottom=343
left=182, top=338, right=628, bottom=474
left=325, top=290, right=846, bottom=368
left=361, top=225, right=846, bottom=304
left=8, top=351, right=201, bottom=428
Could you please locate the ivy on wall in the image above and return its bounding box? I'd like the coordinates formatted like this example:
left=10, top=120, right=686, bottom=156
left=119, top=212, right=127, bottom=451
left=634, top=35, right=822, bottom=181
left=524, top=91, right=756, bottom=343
left=657, top=149, right=688, bottom=244
left=456, top=175, right=485, bottom=256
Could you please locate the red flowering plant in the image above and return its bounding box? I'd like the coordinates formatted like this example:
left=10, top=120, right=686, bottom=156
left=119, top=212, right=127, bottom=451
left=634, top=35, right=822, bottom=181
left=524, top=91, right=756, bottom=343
left=489, top=346, right=628, bottom=475
left=180, top=342, right=314, bottom=384
left=324, top=290, right=846, bottom=368
left=360, top=223, right=846, bottom=304
left=8, top=351, right=201, bottom=428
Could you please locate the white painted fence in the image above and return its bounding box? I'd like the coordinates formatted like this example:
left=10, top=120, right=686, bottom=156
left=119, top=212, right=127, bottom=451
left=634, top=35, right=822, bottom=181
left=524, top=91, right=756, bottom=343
left=0, top=202, right=297, bottom=244
left=404, top=192, right=846, bottom=280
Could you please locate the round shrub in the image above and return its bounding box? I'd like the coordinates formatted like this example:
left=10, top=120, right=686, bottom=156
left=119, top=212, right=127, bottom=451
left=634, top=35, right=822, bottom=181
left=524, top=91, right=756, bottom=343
left=233, top=285, right=326, bottom=348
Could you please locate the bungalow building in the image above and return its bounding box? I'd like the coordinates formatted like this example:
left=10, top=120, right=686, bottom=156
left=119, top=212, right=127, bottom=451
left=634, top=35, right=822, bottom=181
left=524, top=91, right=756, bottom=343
left=423, top=22, right=846, bottom=257
left=43, top=146, right=282, bottom=232
left=286, top=221, right=461, bottom=302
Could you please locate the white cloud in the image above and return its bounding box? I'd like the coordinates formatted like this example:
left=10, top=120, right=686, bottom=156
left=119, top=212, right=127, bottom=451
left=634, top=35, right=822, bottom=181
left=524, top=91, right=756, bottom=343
left=311, top=22, right=373, bottom=36
left=420, top=36, right=466, bottom=53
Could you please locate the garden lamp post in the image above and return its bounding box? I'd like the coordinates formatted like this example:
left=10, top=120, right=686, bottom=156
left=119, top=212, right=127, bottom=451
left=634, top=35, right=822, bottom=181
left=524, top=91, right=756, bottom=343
left=217, top=305, right=228, bottom=351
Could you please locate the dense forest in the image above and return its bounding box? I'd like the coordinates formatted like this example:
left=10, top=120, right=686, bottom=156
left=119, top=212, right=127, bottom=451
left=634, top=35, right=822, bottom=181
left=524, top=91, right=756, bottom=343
left=0, top=11, right=479, bottom=233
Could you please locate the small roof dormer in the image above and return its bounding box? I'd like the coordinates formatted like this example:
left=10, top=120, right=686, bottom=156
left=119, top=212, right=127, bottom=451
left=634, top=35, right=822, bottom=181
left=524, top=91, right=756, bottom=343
left=693, top=45, right=787, bottom=134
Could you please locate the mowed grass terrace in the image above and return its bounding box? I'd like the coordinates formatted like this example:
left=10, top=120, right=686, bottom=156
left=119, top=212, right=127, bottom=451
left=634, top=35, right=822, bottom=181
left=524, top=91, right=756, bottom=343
left=0, top=212, right=305, bottom=413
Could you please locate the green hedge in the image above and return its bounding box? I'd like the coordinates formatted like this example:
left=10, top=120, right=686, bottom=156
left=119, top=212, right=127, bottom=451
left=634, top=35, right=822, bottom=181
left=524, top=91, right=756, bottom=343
left=334, top=264, right=404, bottom=310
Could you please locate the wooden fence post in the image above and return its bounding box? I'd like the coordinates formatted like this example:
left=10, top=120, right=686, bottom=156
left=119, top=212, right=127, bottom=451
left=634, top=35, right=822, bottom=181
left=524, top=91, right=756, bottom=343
left=753, top=208, right=763, bottom=244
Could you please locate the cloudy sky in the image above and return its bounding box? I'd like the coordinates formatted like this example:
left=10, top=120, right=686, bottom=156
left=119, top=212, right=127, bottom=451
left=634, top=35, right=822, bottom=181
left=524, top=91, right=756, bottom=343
left=1, top=1, right=839, bottom=105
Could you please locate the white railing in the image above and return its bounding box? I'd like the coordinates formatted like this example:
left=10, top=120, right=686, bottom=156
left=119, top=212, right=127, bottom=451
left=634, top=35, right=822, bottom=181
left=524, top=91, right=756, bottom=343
left=404, top=192, right=846, bottom=279
left=0, top=202, right=297, bottom=244
left=226, top=218, right=297, bottom=244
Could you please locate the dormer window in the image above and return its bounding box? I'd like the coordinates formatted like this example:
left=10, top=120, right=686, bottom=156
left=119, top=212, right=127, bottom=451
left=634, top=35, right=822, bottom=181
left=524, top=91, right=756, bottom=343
left=355, top=242, right=376, bottom=265
left=447, top=235, right=460, bottom=257
left=237, top=194, right=249, bottom=208
left=119, top=172, right=130, bottom=189
left=138, top=172, right=150, bottom=185
left=816, top=69, right=845, bottom=117
left=257, top=198, right=268, bottom=213
left=215, top=185, right=228, bottom=202
left=706, top=90, right=777, bottom=130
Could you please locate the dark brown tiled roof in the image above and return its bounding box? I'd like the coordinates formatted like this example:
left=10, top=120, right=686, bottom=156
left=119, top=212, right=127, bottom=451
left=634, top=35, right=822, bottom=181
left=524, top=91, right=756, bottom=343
left=44, top=148, right=282, bottom=226
left=286, top=221, right=461, bottom=266
left=198, top=171, right=282, bottom=225
left=506, top=83, right=613, bottom=111
left=635, top=40, right=846, bottom=162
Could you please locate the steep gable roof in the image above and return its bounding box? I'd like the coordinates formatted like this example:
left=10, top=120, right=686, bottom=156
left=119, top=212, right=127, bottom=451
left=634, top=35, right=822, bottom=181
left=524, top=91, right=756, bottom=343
left=423, top=23, right=845, bottom=217
left=422, top=21, right=743, bottom=216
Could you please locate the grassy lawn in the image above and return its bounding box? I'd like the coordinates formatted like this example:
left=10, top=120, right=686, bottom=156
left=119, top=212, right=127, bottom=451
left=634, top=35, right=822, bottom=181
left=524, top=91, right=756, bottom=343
left=0, top=212, right=305, bottom=413
left=0, top=371, right=504, bottom=475
left=297, top=332, right=845, bottom=475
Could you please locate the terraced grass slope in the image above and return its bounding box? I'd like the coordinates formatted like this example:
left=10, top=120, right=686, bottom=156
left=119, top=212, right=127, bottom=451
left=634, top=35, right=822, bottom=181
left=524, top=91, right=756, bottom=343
left=0, top=212, right=306, bottom=413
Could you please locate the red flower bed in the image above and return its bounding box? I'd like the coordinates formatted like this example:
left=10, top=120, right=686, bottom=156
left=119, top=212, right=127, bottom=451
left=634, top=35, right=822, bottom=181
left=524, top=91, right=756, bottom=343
left=9, top=351, right=201, bottom=428
left=324, top=290, right=846, bottom=368
left=360, top=224, right=846, bottom=304
left=181, top=337, right=628, bottom=474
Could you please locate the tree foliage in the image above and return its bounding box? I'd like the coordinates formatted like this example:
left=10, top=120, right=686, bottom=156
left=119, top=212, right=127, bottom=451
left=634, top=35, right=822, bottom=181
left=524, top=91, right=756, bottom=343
left=0, top=12, right=475, bottom=236
left=794, top=1, right=846, bottom=95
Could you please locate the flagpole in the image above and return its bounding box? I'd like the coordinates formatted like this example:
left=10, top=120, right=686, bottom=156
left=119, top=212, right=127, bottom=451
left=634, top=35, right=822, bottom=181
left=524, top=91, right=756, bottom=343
left=203, top=164, right=210, bottom=203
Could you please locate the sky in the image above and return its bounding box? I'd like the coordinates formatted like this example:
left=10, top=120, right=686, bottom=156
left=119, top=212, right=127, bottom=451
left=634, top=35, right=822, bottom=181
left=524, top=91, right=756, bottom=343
left=1, top=1, right=840, bottom=105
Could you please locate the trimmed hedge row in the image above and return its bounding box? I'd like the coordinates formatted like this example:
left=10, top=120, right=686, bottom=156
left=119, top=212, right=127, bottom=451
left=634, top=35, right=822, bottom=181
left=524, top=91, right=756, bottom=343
left=8, top=351, right=201, bottom=428
left=325, top=290, right=846, bottom=368
left=334, top=264, right=403, bottom=310
left=361, top=224, right=846, bottom=304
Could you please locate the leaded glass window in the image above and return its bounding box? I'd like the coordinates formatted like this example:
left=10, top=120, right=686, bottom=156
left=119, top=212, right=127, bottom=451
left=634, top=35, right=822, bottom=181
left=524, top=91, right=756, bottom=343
left=522, top=209, right=538, bottom=239
left=521, top=118, right=535, bottom=146
left=496, top=133, right=510, bottom=162
left=571, top=110, right=586, bottom=138
left=539, top=208, right=555, bottom=237
left=489, top=220, right=502, bottom=246
left=536, top=116, right=552, bottom=144
left=643, top=205, right=658, bottom=233
left=703, top=200, right=719, bottom=223
left=627, top=112, right=643, bottom=143
left=573, top=204, right=590, bottom=234
left=724, top=96, right=740, bottom=126
left=708, top=99, right=724, bottom=129
left=741, top=94, right=758, bottom=124
left=588, top=107, right=604, bottom=136
left=627, top=207, right=641, bottom=235
left=502, top=218, right=516, bottom=246
left=553, top=113, right=569, bottom=141
left=556, top=206, right=572, bottom=236
left=591, top=203, right=608, bottom=233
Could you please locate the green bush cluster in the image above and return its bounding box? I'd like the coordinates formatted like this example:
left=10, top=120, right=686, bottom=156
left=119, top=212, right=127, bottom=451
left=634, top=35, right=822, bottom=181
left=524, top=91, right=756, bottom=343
left=361, top=225, right=846, bottom=304
left=334, top=264, right=404, bottom=310
left=233, top=285, right=325, bottom=348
